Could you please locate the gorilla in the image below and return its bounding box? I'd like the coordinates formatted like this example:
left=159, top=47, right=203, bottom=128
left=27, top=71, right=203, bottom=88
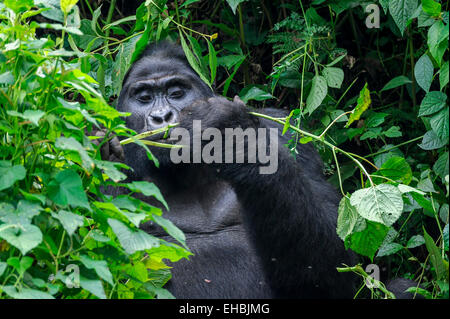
left=103, top=40, right=357, bottom=298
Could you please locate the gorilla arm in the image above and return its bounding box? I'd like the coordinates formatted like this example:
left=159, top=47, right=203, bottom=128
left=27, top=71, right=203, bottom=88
left=180, top=96, right=356, bottom=298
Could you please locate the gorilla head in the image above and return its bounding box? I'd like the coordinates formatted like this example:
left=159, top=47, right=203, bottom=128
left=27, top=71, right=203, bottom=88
left=116, top=41, right=214, bottom=169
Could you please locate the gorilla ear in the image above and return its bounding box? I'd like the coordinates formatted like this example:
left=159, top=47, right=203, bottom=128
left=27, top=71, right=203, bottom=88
left=233, top=95, right=245, bottom=106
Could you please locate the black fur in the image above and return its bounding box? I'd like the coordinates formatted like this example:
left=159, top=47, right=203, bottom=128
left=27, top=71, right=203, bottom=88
left=114, top=40, right=357, bottom=298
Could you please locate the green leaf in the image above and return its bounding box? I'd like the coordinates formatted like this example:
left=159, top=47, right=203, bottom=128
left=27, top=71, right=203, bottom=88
left=345, top=221, right=389, bottom=261
left=0, top=161, right=26, bottom=191
left=0, top=223, right=43, bottom=255
left=0, top=262, right=6, bottom=277
left=322, top=67, right=344, bottom=89
left=225, top=0, right=247, bottom=14
left=6, top=110, right=45, bottom=126
left=406, top=235, right=425, bottom=248
left=376, top=242, right=404, bottom=257
left=380, top=75, right=412, bottom=91
left=79, top=276, right=107, bottom=299
left=419, top=130, right=448, bottom=150
left=55, top=137, right=94, bottom=172
left=350, top=184, right=404, bottom=227
left=47, top=169, right=91, bottom=210
left=418, top=91, right=447, bottom=116
left=414, top=54, right=434, bottom=92
left=179, top=31, right=211, bottom=88
left=60, top=0, right=79, bottom=15
left=430, top=108, right=449, bottom=140
left=423, top=228, right=448, bottom=281
left=427, top=21, right=448, bottom=66
left=4, top=0, right=34, bottom=13
left=94, top=160, right=128, bottom=183
left=151, top=214, right=186, bottom=247
left=239, top=86, right=273, bottom=103
left=207, top=40, right=217, bottom=84
left=337, top=196, right=365, bottom=240
left=345, top=83, right=371, bottom=127
left=108, top=219, right=160, bottom=255
left=51, top=210, right=84, bottom=236
left=388, top=0, right=418, bottom=35
left=433, top=152, right=449, bottom=179
left=305, top=75, right=327, bottom=114
left=410, top=192, right=435, bottom=214
left=383, top=126, right=402, bottom=138
left=79, top=255, right=113, bottom=285
left=1, top=286, right=55, bottom=299
left=128, top=181, right=168, bottom=210
left=376, top=156, right=413, bottom=184
left=366, top=113, right=389, bottom=127
left=440, top=61, right=449, bottom=90
left=421, top=0, right=441, bottom=16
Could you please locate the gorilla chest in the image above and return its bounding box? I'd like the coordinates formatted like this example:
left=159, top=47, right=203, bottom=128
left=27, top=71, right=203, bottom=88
left=143, top=181, right=270, bottom=298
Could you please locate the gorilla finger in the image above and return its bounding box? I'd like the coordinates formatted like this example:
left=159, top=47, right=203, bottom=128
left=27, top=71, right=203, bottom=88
left=110, top=137, right=125, bottom=161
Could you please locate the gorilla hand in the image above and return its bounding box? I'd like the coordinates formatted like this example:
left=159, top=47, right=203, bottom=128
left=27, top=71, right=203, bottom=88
left=91, top=129, right=125, bottom=162
left=179, top=95, right=259, bottom=132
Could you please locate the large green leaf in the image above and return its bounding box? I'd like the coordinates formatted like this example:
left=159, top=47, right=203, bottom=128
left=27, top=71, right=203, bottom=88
left=51, top=210, right=84, bottom=236
left=345, top=221, right=389, bottom=261
left=427, top=21, right=448, bottom=66
left=375, top=156, right=413, bottom=184
left=345, top=83, right=371, bottom=127
left=419, top=130, right=448, bottom=150
left=1, top=286, right=54, bottom=299
left=322, top=67, right=344, bottom=89
left=47, top=169, right=91, bottom=210
left=79, top=255, right=114, bottom=285
left=430, top=108, right=449, bottom=140
left=350, top=184, right=403, bottom=227
left=423, top=228, right=449, bottom=281
left=414, top=54, right=434, bottom=92
left=336, top=196, right=366, bottom=241
left=380, top=75, right=412, bottom=92
left=0, top=223, right=43, bottom=255
left=0, top=161, right=26, bottom=191
left=55, top=136, right=94, bottom=172
left=389, top=0, right=418, bottom=35
left=108, top=219, right=160, bottom=255
left=418, top=91, right=447, bottom=116
left=128, top=181, right=168, bottom=210
left=305, top=75, right=327, bottom=114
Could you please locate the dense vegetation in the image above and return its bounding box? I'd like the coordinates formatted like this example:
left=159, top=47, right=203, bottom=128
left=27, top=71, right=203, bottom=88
left=0, top=0, right=448, bottom=299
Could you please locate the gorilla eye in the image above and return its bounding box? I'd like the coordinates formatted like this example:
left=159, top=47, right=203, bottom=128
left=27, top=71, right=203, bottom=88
left=168, top=87, right=185, bottom=99
left=136, top=91, right=153, bottom=103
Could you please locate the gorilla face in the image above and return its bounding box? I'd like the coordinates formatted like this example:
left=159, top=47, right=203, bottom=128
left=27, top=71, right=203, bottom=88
left=118, top=56, right=213, bottom=134
left=116, top=43, right=213, bottom=169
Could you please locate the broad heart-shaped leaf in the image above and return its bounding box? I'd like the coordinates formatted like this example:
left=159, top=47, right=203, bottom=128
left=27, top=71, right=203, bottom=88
left=51, top=210, right=84, bottom=236
left=47, top=169, right=90, bottom=210
left=239, top=86, right=273, bottom=103
left=414, top=54, right=434, bottom=92
left=305, top=75, right=327, bottom=114
left=380, top=75, right=412, bottom=92
left=345, top=221, right=389, bottom=261
left=430, top=108, right=449, bottom=140
left=108, top=219, right=160, bottom=255
left=418, top=91, right=447, bottom=116
left=0, top=223, right=43, bottom=255
left=226, top=0, right=247, bottom=14
left=0, top=161, right=26, bottom=191
left=345, top=83, right=371, bottom=128
left=419, top=129, right=448, bottom=150
left=388, top=0, right=418, bottom=35
left=322, top=67, right=344, bottom=88
left=374, top=156, right=413, bottom=185
left=350, top=184, right=403, bottom=227
left=1, top=286, right=55, bottom=299
left=78, top=255, right=113, bottom=285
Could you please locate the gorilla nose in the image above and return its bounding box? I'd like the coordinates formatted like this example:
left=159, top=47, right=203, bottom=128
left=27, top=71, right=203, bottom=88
left=148, top=108, right=177, bottom=128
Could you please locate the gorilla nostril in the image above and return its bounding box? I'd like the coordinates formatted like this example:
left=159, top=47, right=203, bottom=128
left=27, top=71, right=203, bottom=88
left=152, top=116, right=163, bottom=124
left=164, top=111, right=174, bottom=123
